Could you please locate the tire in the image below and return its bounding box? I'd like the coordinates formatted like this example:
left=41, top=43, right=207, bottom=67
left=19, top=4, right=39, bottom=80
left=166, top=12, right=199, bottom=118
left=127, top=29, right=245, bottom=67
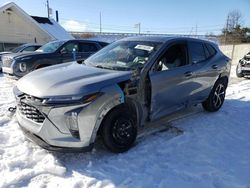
left=202, top=79, right=227, bottom=112
left=236, top=64, right=244, bottom=78
left=101, top=106, right=137, bottom=153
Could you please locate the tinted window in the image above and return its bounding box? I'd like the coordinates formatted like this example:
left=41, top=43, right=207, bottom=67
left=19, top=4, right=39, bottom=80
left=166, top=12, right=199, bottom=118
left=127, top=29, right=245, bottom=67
left=12, top=45, right=25, bottom=53
left=99, top=42, right=108, bottom=48
left=155, top=43, right=188, bottom=71
left=80, top=43, right=98, bottom=52
left=205, top=43, right=217, bottom=57
left=189, top=42, right=206, bottom=63
left=22, top=46, right=36, bottom=52
left=203, top=44, right=210, bottom=58
left=62, top=42, right=79, bottom=53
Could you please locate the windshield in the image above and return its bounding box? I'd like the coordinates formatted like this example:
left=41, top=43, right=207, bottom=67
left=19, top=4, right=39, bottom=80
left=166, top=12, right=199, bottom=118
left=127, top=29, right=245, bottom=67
left=36, top=41, right=65, bottom=53
left=85, top=40, right=162, bottom=71
left=11, top=45, right=25, bottom=53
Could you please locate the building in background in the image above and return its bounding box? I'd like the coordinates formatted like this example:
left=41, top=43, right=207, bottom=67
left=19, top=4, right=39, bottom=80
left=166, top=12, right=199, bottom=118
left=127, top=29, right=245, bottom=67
left=0, top=2, right=73, bottom=51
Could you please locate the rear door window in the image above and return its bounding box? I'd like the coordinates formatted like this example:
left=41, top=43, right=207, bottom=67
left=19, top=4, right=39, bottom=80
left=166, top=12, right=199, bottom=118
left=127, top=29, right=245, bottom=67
left=189, top=41, right=206, bottom=63
left=79, top=43, right=98, bottom=53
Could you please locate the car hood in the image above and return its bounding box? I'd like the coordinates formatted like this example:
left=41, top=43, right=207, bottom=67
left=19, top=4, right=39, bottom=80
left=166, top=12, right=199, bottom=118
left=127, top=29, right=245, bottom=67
left=17, top=62, right=131, bottom=98
left=4, top=51, right=46, bottom=59
left=0, top=52, right=11, bottom=56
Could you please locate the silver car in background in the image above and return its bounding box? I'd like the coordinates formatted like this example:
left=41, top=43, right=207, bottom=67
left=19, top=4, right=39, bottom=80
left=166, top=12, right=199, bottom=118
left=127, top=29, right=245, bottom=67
left=0, top=43, right=41, bottom=72
left=14, top=36, right=231, bottom=153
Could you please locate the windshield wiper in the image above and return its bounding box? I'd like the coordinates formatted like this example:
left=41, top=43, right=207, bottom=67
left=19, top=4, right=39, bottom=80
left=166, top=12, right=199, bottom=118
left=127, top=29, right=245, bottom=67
left=95, top=64, right=114, bottom=70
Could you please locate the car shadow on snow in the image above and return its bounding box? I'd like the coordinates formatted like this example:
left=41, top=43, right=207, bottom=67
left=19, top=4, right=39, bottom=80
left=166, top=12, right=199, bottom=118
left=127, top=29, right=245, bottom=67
left=51, top=121, right=184, bottom=186
left=47, top=97, right=250, bottom=187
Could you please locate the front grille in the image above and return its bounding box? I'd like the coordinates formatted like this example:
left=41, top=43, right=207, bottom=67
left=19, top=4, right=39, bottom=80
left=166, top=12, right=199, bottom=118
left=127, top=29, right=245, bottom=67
left=2, top=56, right=14, bottom=67
left=244, top=63, right=250, bottom=68
left=18, top=102, right=45, bottom=123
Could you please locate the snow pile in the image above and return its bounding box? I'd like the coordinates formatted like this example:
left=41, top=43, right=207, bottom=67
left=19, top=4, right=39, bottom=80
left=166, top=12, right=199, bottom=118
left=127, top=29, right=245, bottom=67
left=0, top=73, right=250, bottom=187
left=39, top=19, right=75, bottom=40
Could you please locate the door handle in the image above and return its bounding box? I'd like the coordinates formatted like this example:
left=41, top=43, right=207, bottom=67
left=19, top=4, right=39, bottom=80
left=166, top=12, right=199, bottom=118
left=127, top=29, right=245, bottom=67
left=184, top=71, right=193, bottom=77
left=212, top=65, right=218, bottom=69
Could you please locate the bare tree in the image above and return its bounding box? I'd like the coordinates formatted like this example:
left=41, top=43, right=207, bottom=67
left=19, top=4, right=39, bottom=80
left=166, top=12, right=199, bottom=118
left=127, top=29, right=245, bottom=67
left=220, top=10, right=246, bottom=44
left=227, top=10, right=243, bottom=32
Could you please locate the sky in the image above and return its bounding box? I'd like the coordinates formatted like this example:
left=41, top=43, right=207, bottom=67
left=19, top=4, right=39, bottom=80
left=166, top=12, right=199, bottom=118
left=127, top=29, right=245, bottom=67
left=0, top=0, right=250, bottom=35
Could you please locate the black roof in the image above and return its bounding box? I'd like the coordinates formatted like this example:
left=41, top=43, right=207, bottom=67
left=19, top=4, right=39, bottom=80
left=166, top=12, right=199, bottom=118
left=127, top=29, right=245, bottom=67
left=31, top=16, right=53, bottom=25
left=121, top=36, right=216, bottom=45
left=48, top=39, right=109, bottom=44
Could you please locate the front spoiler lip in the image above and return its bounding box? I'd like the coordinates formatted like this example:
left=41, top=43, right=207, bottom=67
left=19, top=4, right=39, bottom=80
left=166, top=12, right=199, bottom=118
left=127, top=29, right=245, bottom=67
left=19, top=124, right=94, bottom=153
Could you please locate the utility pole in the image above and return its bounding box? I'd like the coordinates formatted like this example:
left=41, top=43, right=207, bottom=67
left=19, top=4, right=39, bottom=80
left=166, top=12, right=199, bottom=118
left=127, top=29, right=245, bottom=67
left=99, top=12, right=102, bottom=34
left=138, top=22, right=141, bottom=35
left=46, top=0, right=50, bottom=18
left=224, top=15, right=229, bottom=44
left=135, top=23, right=141, bottom=35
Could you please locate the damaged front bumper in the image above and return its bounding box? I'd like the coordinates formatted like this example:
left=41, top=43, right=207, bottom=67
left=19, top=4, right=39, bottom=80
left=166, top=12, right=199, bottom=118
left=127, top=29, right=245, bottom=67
left=14, top=88, right=101, bottom=152
left=19, top=125, right=94, bottom=152
left=14, top=83, right=125, bottom=152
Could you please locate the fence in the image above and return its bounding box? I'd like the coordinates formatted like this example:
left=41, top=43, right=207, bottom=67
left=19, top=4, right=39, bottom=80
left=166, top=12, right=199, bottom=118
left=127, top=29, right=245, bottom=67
left=219, top=44, right=250, bottom=65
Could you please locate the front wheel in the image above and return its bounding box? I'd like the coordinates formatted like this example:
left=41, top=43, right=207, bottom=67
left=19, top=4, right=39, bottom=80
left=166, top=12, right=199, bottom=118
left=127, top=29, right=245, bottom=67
left=202, top=79, right=227, bottom=112
left=101, top=106, right=137, bottom=153
left=236, top=64, right=244, bottom=78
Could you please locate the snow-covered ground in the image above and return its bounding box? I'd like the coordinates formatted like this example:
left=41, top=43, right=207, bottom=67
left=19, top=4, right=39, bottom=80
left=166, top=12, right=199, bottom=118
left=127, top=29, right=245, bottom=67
left=0, top=71, right=250, bottom=188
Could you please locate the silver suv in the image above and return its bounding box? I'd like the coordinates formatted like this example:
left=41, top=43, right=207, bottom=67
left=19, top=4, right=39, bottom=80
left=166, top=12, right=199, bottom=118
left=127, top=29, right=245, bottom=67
left=14, top=37, right=231, bottom=153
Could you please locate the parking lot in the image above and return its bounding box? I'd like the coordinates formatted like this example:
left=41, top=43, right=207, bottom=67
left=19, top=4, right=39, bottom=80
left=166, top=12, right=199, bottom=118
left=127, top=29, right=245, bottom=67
left=0, top=65, right=250, bottom=187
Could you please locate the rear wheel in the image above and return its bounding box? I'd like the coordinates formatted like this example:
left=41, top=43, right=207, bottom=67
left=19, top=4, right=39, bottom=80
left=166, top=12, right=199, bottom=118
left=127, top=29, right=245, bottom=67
left=236, top=64, right=244, bottom=78
left=101, top=106, right=137, bottom=153
left=202, top=79, right=226, bottom=112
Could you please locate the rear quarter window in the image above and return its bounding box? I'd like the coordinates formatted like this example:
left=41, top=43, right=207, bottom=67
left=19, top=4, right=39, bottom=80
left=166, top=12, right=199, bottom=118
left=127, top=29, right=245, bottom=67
left=205, top=43, right=217, bottom=57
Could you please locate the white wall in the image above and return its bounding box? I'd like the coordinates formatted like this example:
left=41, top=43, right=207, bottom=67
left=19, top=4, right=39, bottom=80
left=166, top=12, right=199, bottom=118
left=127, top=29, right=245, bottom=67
left=0, top=8, right=51, bottom=44
left=219, top=44, right=250, bottom=65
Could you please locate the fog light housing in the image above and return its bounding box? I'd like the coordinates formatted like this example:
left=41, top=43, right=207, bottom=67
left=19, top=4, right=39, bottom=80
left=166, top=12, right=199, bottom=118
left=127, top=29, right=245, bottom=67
left=66, top=111, right=80, bottom=139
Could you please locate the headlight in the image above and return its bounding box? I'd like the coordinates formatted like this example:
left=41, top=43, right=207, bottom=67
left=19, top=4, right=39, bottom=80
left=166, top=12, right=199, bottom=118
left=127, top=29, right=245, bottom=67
left=240, top=60, right=245, bottom=65
left=43, top=92, right=102, bottom=105
left=19, top=63, right=27, bottom=72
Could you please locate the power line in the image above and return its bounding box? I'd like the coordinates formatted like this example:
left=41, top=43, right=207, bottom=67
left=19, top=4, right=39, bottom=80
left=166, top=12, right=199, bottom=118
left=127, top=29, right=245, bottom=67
left=60, top=17, right=224, bottom=30
left=60, top=17, right=225, bottom=34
